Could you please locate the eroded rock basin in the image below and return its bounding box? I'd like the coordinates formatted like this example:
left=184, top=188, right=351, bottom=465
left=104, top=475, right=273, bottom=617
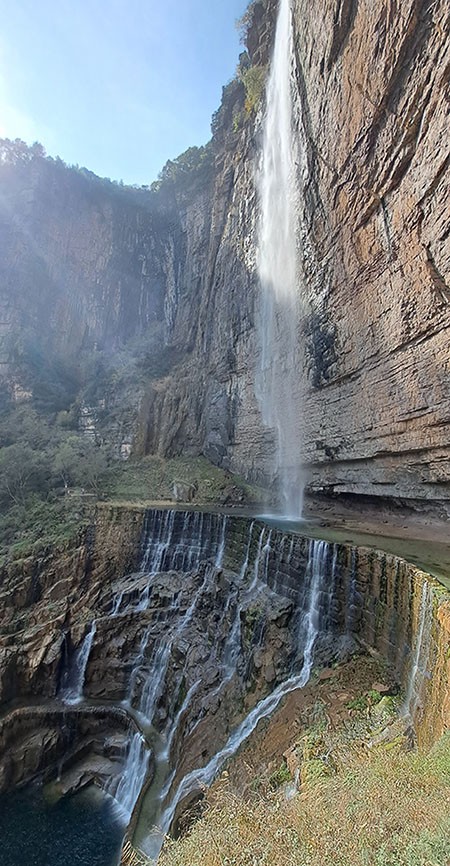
left=0, top=784, right=124, bottom=866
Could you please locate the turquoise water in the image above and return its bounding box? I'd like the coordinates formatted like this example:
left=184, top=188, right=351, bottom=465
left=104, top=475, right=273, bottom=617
left=0, top=785, right=124, bottom=865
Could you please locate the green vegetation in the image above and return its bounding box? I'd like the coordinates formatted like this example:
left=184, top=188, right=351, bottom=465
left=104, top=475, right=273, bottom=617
left=150, top=145, right=214, bottom=193
left=268, top=762, right=291, bottom=790
left=0, top=403, right=105, bottom=562
left=239, top=64, right=267, bottom=115
left=346, top=689, right=384, bottom=712
left=0, top=496, right=89, bottom=563
left=101, top=454, right=260, bottom=506
left=159, top=731, right=450, bottom=866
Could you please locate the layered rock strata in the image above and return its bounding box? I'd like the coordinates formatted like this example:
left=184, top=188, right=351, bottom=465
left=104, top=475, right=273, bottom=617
left=0, top=0, right=448, bottom=504
left=0, top=506, right=447, bottom=815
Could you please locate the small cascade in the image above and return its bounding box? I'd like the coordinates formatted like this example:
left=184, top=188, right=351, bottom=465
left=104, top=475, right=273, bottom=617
left=112, top=732, right=150, bottom=820
left=130, top=565, right=216, bottom=724
left=163, top=679, right=201, bottom=761
left=139, top=510, right=229, bottom=576
left=127, top=628, right=152, bottom=706
left=138, top=642, right=172, bottom=724
left=262, top=529, right=273, bottom=584
left=112, top=590, right=125, bottom=616
left=256, top=0, right=304, bottom=517
left=157, top=669, right=317, bottom=849
left=111, top=510, right=229, bottom=618
left=405, top=581, right=433, bottom=719
left=239, top=520, right=255, bottom=580
left=150, top=535, right=333, bottom=853
left=297, top=539, right=329, bottom=680
left=215, top=515, right=228, bottom=568
left=248, top=526, right=266, bottom=593
left=60, top=621, right=97, bottom=705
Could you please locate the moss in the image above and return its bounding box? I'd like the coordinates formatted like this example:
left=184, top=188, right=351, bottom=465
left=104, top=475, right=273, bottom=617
left=101, top=455, right=262, bottom=506
left=268, top=762, right=291, bottom=790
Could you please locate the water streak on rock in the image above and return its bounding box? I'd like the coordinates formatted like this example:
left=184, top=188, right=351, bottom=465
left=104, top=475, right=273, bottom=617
left=60, top=621, right=97, bottom=706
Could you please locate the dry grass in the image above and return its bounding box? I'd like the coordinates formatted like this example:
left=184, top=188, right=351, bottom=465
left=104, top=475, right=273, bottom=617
left=159, top=733, right=450, bottom=866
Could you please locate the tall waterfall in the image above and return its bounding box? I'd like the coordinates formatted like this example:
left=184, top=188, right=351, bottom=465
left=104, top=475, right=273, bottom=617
left=256, top=0, right=303, bottom=517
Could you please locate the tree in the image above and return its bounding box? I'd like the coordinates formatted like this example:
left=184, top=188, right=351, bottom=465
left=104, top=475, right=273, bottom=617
left=53, top=437, right=108, bottom=495
left=0, top=444, right=49, bottom=505
left=53, top=437, right=82, bottom=491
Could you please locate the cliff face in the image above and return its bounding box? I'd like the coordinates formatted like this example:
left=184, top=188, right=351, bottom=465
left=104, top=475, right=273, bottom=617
left=0, top=507, right=448, bottom=798
left=0, top=0, right=449, bottom=505
left=291, top=0, right=450, bottom=502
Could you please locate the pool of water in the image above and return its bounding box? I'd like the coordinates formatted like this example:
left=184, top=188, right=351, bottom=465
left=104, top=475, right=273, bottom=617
left=0, top=784, right=125, bottom=866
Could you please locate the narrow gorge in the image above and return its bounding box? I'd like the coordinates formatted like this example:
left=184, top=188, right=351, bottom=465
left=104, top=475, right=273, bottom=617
left=0, top=0, right=449, bottom=863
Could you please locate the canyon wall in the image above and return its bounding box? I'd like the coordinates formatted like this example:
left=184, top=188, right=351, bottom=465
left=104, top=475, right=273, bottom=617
left=0, top=505, right=448, bottom=789
left=0, top=0, right=448, bottom=504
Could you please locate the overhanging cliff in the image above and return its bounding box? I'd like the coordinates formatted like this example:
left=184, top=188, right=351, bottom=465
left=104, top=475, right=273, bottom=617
left=0, top=0, right=448, bottom=506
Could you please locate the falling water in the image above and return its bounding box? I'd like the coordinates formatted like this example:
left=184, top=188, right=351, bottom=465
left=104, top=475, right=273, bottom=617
left=60, top=621, right=97, bottom=706
left=110, top=511, right=228, bottom=617
left=147, top=535, right=330, bottom=855
left=256, top=0, right=303, bottom=517
left=405, top=581, right=433, bottom=719
left=298, top=540, right=328, bottom=672
left=138, top=643, right=172, bottom=724
left=112, top=732, right=150, bottom=820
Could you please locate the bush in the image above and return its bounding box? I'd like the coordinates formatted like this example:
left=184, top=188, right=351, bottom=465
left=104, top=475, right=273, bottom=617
left=239, top=65, right=267, bottom=114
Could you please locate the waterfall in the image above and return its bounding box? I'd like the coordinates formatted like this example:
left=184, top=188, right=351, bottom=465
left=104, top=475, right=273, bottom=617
left=60, top=620, right=96, bottom=705
left=163, top=679, right=201, bottom=761
left=150, top=536, right=330, bottom=853
left=405, top=581, right=433, bottom=719
left=112, top=732, right=150, bottom=820
left=298, top=540, right=328, bottom=672
left=256, top=0, right=303, bottom=517
left=138, top=642, right=172, bottom=723
left=111, top=510, right=229, bottom=617
left=215, top=515, right=228, bottom=568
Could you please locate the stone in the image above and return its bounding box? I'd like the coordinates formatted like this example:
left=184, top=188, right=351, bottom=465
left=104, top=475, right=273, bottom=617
left=0, top=0, right=448, bottom=510
left=319, top=668, right=335, bottom=681
left=371, top=682, right=390, bottom=695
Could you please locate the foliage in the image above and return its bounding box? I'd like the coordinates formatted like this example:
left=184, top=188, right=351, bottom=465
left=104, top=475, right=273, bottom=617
left=0, top=444, right=48, bottom=505
left=211, top=77, right=245, bottom=138
left=346, top=689, right=383, bottom=712
left=150, top=145, right=214, bottom=193
left=0, top=404, right=108, bottom=490
left=0, top=138, right=46, bottom=165
left=268, top=762, right=291, bottom=790
left=239, top=65, right=267, bottom=115
left=100, top=454, right=261, bottom=506
left=0, top=495, right=89, bottom=563
left=236, top=1, right=264, bottom=46
left=159, top=733, right=450, bottom=866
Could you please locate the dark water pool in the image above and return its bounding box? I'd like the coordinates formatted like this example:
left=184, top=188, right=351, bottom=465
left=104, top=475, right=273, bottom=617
left=0, top=785, right=124, bottom=866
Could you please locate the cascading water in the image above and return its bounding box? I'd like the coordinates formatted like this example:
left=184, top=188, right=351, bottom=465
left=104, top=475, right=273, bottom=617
left=110, top=511, right=229, bottom=618
left=256, top=0, right=304, bottom=518
left=111, top=732, right=150, bottom=820
left=60, top=620, right=97, bottom=706
left=405, top=581, right=433, bottom=719
left=141, top=533, right=333, bottom=858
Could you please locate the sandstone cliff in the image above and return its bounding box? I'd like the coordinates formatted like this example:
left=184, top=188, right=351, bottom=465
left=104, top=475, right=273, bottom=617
left=0, top=0, right=448, bottom=506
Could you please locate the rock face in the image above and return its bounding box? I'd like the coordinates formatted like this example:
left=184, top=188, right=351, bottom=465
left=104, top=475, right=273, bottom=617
left=0, top=504, right=448, bottom=805
left=0, top=0, right=448, bottom=505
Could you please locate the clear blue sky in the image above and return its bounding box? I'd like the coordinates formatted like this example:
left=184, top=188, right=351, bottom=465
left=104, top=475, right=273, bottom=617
left=0, top=0, right=248, bottom=184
